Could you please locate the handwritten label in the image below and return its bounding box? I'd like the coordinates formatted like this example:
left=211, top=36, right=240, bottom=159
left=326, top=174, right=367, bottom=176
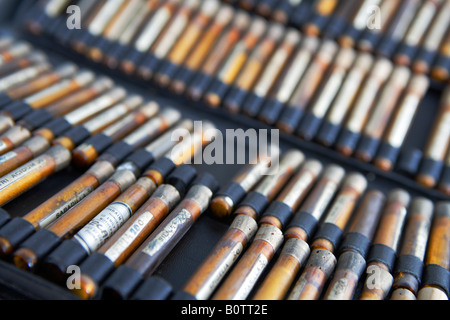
left=142, top=209, right=192, bottom=257
left=104, top=210, right=155, bottom=262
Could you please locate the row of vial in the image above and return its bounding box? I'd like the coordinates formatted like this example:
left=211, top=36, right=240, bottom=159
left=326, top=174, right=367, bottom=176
left=23, top=0, right=450, bottom=195
left=178, top=150, right=449, bottom=301
left=30, top=0, right=450, bottom=81
left=0, top=141, right=448, bottom=301
left=0, top=35, right=230, bottom=303
left=225, top=0, right=450, bottom=81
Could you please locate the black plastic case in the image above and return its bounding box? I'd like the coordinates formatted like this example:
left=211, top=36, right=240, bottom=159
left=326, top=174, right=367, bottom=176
left=0, top=0, right=448, bottom=301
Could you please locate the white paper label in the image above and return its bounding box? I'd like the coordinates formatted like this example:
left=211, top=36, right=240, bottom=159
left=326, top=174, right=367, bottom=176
left=74, top=202, right=133, bottom=253
left=104, top=210, right=155, bottom=262
left=0, top=140, right=8, bottom=153
left=387, top=95, right=420, bottom=148
left=136, top=7, right=171, bottom=52
left=0, top=151, right=17, bottom=165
